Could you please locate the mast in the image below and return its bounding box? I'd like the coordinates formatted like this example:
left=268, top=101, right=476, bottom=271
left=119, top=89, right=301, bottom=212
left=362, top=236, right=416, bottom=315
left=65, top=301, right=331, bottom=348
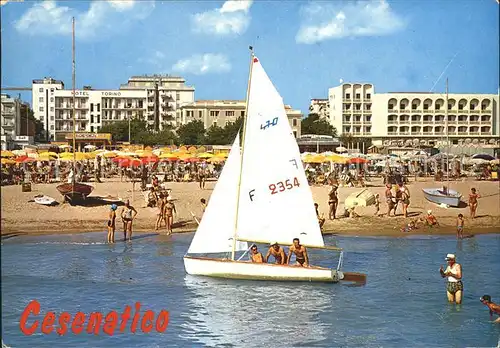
left=72, top=17, right=76, bottom=186
left=231, top=46, right=255, bottom=261
left=445, top=78, right=449, bottom=191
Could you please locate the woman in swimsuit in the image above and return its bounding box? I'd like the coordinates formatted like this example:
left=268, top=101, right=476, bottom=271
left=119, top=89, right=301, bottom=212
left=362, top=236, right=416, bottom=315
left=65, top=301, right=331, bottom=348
left=468, top=188, right=480, bottom=219
left=121, top=200, right=137, bottom=242
left=328, top=185, right=338, bottom=220
left=155, top=193, right=165, bottom=231
left=400, top=184, right=410, bottom=218
left=107, top=204, right=117, bottom=243
left=164, top=196, right=176, bottom=235
left=385, top=184, right=394, bottom=217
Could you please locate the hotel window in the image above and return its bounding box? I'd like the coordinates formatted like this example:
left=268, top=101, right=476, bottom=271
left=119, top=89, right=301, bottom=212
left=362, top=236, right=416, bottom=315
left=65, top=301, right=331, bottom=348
left=90, top=103, right=94, bottom=112
left=176, top=92, right=180, bottom=101
left=240, top=111, right=245, bottom=117
left=293, top=130, right=297, bottom=138
left=213, top=121, right=217, bottom=127
left=97, top=115, right=100, bottom=123
left=366, top=93, right=371, bottom=99
left=50, top=116, right=54, bottom=121
left=388, top=104, right=394, bottom=110
left=210, top=111, right=219, bottom=117
left=50, top=88, right=54, bottom=92
left=39, top=88, right=44, bottom=92
left=292, top=119, right=298, bottom=126
left=227, top=111, right=235, bottom=117
left=90, top=114, right=94, bottom=123
left=91, top=126, right=94, bottom=132
left=39, top=106, right=44, bottom=111
left=198, top=111, right=202, bottom=118
left=97, top=103, right=100, bottom=112
left=50, top=107, right=54, bottom=111
left=39, top=97, right=44, bottom=102
left=355, top=93, right=361, bottom=99
left=345, top=93, right=351, bottom=99
left=50, top=97, right=54, bottom=102
left=50, top=125, right=54, bottom=130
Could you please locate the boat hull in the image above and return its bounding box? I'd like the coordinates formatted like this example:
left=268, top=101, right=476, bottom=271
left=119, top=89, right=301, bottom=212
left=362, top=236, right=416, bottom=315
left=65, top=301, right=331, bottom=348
left=56, top=182, right=94, bottom=202
left=422, top=188, right=461, bottom=207
left=184, top=256, right=343, bottom=283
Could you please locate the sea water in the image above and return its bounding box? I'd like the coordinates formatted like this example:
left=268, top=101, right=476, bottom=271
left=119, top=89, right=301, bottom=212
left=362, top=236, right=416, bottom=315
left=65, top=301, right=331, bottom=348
left=1, top=233, right=500, bottom=347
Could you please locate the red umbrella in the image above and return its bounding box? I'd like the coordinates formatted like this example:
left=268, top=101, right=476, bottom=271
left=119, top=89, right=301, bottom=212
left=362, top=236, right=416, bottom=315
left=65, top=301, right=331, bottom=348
left=182, top=157, right=200, bottom=163
left=118, top=158, right=142, bottom=167
left=141, top=156, right=159, bottom=164
left=348, top=157, right=368, bottom=164
left=16, top=155, right=28, bottom=163
left=160, top=157, right=179, bottom=162
left=22, top=157, right=36, bottom=163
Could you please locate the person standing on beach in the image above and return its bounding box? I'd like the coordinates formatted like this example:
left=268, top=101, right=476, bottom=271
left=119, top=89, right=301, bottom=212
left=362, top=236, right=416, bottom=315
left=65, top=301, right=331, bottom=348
left=374, top=193, right=381, bottom=216
left=400, top=183, right=410, bottom=218
left=439, top=254, right=463, bottom=304
left=314, top=203, right=326, bottom=231
left=155, top=193, right=165, bottom=231
left=468, top=188, right=480, bottom=219
left=385, top=184, right=395, bottom=217
left=480, top=295, right=500, bottom=323
left=107, top=204, right=117, bottom=243
left=200, top=198, right=207, bottom=213
left=456, top=214, right=465, bottom=239
left=198, top=165, right=206, bottom=190
left=164, top=196, right=176, bottom=235
left=121, top=200, right=137, bottom=242
left=328, top=185, right=338, bottom=220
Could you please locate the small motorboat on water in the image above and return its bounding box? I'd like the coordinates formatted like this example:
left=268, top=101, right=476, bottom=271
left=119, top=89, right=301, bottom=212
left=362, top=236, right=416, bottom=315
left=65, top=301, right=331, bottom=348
left=34, top=195, right=57, bottom=206
left=422, top=187, right=462, bottom=207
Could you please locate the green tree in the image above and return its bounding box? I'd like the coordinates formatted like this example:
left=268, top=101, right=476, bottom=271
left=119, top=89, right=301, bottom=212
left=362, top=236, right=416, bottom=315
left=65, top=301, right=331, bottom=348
left=301, top=113, right=337, bottom=137
left=205, top=125, right=227, bottom=145
left=176, top=120, right=206, bottom=145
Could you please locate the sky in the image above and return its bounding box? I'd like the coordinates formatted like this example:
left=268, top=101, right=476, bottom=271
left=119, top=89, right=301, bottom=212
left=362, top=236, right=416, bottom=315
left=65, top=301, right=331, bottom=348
left=1, top=0, right=499, bottom=116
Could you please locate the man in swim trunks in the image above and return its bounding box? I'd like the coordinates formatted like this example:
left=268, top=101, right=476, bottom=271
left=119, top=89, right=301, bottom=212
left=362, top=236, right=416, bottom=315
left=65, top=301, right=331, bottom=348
left=288, top=238, right=309, bottom=267
left=265, top=242, right=287, bottom=264
left=328, top=185, right=338, bottom=220
left=250, top=245, right=264, bottom=263
left=385, top=184, right=395, bottom=217
left=456, top=214, right=465, bottom=239
left=121, top=200, right=138, bottom=242
left=480, top=295, right=500, bottom=323
left=164, top=196, right=176, bottom=235
left=439, top=253, right=463, bottom=304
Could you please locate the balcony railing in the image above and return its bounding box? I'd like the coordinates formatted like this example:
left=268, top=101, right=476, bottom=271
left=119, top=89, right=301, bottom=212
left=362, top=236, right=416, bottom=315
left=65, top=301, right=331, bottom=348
left=388, top=108, right=396, bottom=113
left=469, top=132, right=480, bottom=135
left=457, top=120, right=468, bottom=124
left=434, top=131, right=445, bottom=135
left=388, top=120, right=398, bottom=124
left=411, top=109, right=422, bottom=113
left=352, top=121, right=362, bottom=125
left=480, top=109, right=491, bottom=113
left=469, top=109, right=480, bottom=113
left=400, top=109, right=410, bottom=113
left=387, top=132, right=398, bottom=135
left=343, top=99, right=352, bottom=103
left=364, top=120, right=372, bottom=124
left=423, top=120, right=433, bottom=124
left=457, top=132, right=468, bottom=135
left=481, top=130, right=491, bottom=134
left=364, top=132, right=372, bottom=135
left=399, top=120, right=410, bottom=124
left=399, top=131, right=410, bottom=135
left=469, top=120, right=480, bottom=124
left=353, top=98, right=361, bottom=102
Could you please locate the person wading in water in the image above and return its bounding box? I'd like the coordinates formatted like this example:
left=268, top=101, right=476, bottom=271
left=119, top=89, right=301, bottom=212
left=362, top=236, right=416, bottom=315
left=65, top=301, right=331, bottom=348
left=480, top=295, right=500, bottom=323
left=265, top=242, right=287, bottom=264
left=121, top=200, right=137, bottom=242
left=288, top=238, right=309, bottom=267
left=328, top=185, right=338, bottom=220
left=107, top=204, right=117, bottom=243
left=439, top=253, right=463, bottom=304
left=164, top=196, right=176, bottom=235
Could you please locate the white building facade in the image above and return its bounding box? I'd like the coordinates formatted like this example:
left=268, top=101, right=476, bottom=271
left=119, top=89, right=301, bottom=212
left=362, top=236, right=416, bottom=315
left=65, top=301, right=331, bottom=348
left=179, top=100, right=303, bottom=138
left=309, top=98, right=330, bottom=120
left=324, top=83, right=500, bottom=150
left=1, top=94, right=33, bottom=150
left=32, top=75, right=195, bottom=141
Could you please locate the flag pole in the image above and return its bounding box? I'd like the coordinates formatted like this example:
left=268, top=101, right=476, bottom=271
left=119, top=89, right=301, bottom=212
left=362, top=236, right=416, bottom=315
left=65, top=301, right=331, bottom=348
left=231, top=46, right=255, bottom=261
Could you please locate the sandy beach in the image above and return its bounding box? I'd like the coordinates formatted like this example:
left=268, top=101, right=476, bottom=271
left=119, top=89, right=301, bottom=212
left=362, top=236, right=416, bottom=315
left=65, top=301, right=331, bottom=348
left=1, top=177, right=499, bottom=238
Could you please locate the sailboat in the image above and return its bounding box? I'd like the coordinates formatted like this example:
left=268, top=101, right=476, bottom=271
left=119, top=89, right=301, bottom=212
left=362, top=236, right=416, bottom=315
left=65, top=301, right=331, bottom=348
left=183, top=49, right=364, bottom=283
left=56, top=17, right=94, bottom=204
left=422, top=78, right=462, bottom=207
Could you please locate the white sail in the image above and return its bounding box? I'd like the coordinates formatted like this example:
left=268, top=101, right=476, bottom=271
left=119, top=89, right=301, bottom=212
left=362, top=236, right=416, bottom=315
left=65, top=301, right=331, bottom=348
left=235, top=56, right=324, bottom=247
left=187, top=136, right=248, bottom=254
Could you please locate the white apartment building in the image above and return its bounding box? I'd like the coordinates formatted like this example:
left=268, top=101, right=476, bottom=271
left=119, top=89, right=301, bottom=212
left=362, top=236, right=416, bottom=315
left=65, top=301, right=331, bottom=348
left=1, top=94, right=33, bottom=150
left=32, top=75, right=195, bottom=141
left=309, top=98, right=330, bottom=119
left=324, top=83, right=500, bottom=149
left=179, top=100, right=303, bottom=138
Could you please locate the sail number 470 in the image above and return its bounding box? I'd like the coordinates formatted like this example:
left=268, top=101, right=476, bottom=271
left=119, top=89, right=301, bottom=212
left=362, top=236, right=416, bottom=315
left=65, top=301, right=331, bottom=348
left=269, top=177, right=300, bottom=195
left=261, top=117, right=278, bottom=130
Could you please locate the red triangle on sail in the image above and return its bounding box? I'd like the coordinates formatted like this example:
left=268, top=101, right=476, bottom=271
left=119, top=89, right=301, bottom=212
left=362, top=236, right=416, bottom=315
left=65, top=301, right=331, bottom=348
left=253, top=57, right=259, bottom=63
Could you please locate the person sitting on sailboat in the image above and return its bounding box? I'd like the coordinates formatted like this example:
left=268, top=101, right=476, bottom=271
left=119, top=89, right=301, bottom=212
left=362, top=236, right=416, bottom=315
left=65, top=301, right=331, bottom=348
left=265, top=242, right=287, bottom=265
left=250, top=245, right=265, bottom=263
left=288, top=238, right=309, bottom=267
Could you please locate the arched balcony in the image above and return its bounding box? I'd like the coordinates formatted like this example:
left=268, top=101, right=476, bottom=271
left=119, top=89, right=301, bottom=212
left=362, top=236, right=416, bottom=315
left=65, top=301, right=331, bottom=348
left=481, top=126, right=491, bottom=134
left=411, top=98, right=421, bottom=111
left=457, top=114, right=468, bottom=124
left=388, top=98, right=397, bottom=111
left=342, top=84, right=352, bottom=99
left=362, top=84, right=373, bottom=99
left=447, top=114, right=457, bottom=123
left=423, top=98, right=432, bottom=111
left=458, top=98, right=467, bottom=111
left=458, top=126, right=467, bottom=135
left=399, top=126, right=410, bottom=135
left=353, top=84, right=362, bottom=101
left=480, top=115, right=491, bottom=123
left=423, top=114, right=433, bottom=123
left=435, top=114, right=445, bottom=123
left=469, top=115, right=480, bottom=124
left=435, top=98, right=445, bottom=111
left=448, top=126, right=457, bottom=134
left=411, top=114, right=421, bottom=123
left=434, top=126, right=444, bottom=135
left=411, top=126, right=421, bottom=135
left=388, top=114, right=398, bottom=124
left=399, top=98, right=410, bottom=111
left=448, top=98, right=456, bottom=110
left=469, top=98, right=479, bottom=111
left=388, top=126, right=397, bottom=135
left=469, top=126, right=479, bottom=135
left=399, top=114, right=410, bottom=124
left=423, top=126, right=432, bottom=135
left=481, top=98, right=491, bottom=111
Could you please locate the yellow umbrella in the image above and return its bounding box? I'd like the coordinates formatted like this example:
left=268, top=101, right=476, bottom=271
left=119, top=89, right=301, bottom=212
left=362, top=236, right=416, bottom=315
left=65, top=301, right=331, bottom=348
left=0, top=151, right=15, bottom=158
left=59, top=152, right=89, bottom=161
left=1, top=158, right=16, bottom=164
left=197, top=152, right=214, bottom=159
left=208, top=157, right=226, bottom=163
left=159, top=153, right=179, bottom=159
left=137, top=152, right=154, bottom=158
left=303, top=154, right=327, bottom=164
left=214, top=152, right=229, bottom=158
left=103, top=151, right=117, bottom=158
left=326, top=154, right=348, bottom=164
left=37, top=153, right=57, bottom=161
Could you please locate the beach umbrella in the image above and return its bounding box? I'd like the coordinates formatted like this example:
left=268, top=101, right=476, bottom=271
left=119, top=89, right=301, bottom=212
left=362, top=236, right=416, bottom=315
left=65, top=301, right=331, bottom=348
left=197, top=152, right=214, bottom=159
left=159, top=153, right=179, bottom=159
left=1, top=158, right=16, bottom=165
left=160, top=157, right=180, bottom=162
left=141, top=156, right=159, bottom=164
left=347, top=157, right=368, bottom=164
left=0, top=151, right=15, bottom=158
left=303, top=154, right=327, bottom=164
left=490, top=159, right=500, bottom=165
left=22, top=157, right=36, bottom=163
left=11, top=149, right=26, bottom=156
left=179, top=154, right=200, bottom=162
left=59, top=152, right=89, bottom=161
left=102, top=151, right=117, bottom=158
left=36, top=153, right=57, bottom=161
left=335, top=146, right=347, bottom=153
left=112, top=156, right=132, bottom=163
left=214, top=152, right=229, bottom=158
left=325, top=154, right=348, bottom=164
left=207, top=157, right=225, bottom=163
left=472, top=153, right=495, bottom=161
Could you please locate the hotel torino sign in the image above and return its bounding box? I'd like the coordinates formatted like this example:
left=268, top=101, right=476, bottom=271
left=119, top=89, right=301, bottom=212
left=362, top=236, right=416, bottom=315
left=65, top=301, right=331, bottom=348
left=70, top=91, right=122, bottom=96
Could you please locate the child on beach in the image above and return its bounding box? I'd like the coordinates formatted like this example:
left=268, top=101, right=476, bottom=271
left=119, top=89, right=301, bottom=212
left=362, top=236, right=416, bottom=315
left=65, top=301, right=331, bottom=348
left=374, top=194, right=380, bottom=216
left=456, top=214, right=465, bottom=239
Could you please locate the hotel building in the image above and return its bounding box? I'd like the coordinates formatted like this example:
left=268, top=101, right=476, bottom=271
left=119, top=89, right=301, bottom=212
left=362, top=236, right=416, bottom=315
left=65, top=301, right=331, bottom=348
left=1, top=94, right=34, bottom=150
left=32, top=75, right=194, bottom=142
left=179, top=100, right=303, bottom=138
left=317, top=83, right=500, bottom=151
